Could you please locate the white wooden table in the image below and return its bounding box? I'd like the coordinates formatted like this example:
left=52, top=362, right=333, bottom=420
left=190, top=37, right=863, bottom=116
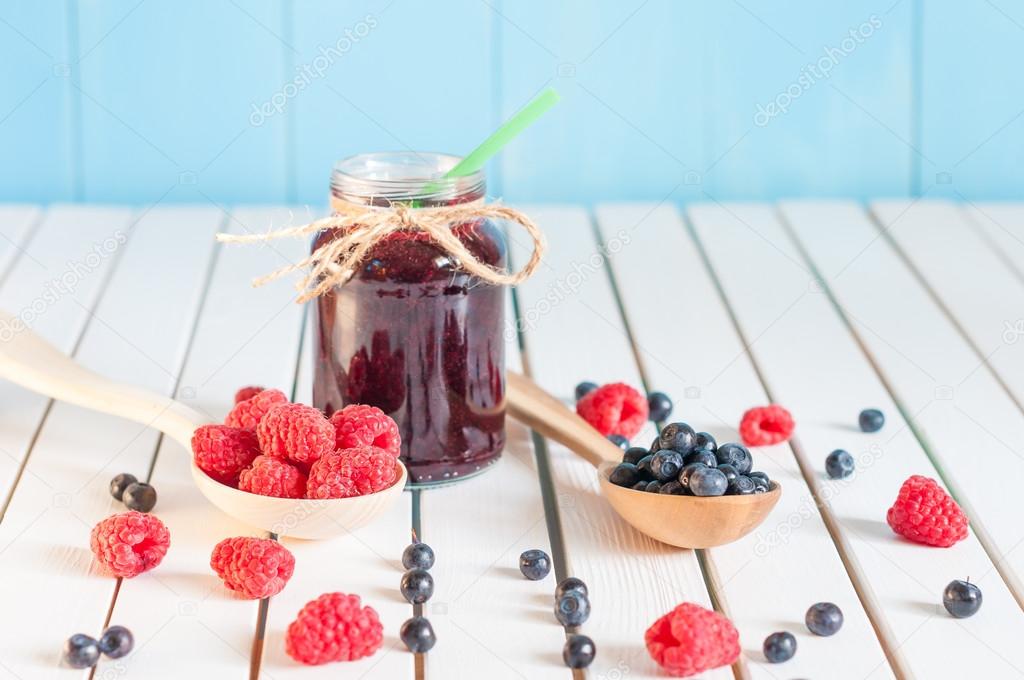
left=0, top=200, right=1022, bottom=680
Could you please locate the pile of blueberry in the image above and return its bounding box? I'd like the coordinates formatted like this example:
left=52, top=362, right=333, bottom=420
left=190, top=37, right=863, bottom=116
left=63, top=625, right=133, bottom=669
left=519, top=549, right=597, bottom=669
left=399, top=539, right=437, bottom=654
left=608, top=422, right=772, bottom=497
left=109, top=473, right=157, bottom=512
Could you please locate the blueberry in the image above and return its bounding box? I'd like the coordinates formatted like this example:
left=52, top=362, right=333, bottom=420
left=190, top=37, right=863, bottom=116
left=805, top=602, right=844, bottom=636
left=575, top=381, right=598, bottom=401
left=98, top=625, right=134, bottom=658
left=825, top=449, right=855, bottom=479
left=623, top=446, right=648, bottom=465
left=729, top=475, right=757, bottom=495
left=562, top=633, right=596, bottom=669
left=678, top=462, right=706, bottom=490
left=609, top=463, right=640, bottom=488
left=689, top=466, right=728, bottom=497
left=694, top=431, right=717, bottom=452
left=651, top=450, right=685, bottom=481
left=631, top=480, right=648, bottom=491
left=109, top=473, right=138, bottom=502
left=555, top=577, right=588, bottom=600
left=402, top=542, right=435, bottom=571
left=659, top=481, right=686, bottom=495
left=859, top=408, right=885, bottom=433
left=763, top=631, right=796, bottom=663
left=607, top=434, right=630, bottom=450
left=519, top=549, right=551, bottom=581
left=400, top=616, right=437, bottom=653
left=658, top=422, right=696, bottom=454
left=636, top=454, right=655, bottom=479
left=400, top=568, right=434, bottom=604
left=647, top=392, right=674, bottom=422
left=717, top=464, right=738, bottom=487
left=684, top=449, right=717, bottom=468
left=716, top=443, right=752, bottom=474
left=943, top=579, right=982, bottom=618
left=645, top=480, right=663, bottom=493
left=63, top=634, right=100, bottom=669
left=748, top=471, right=771, bottom=488
left=554, top=590, right=591, bottom=626
left=123, top=482, right=157, bottom=513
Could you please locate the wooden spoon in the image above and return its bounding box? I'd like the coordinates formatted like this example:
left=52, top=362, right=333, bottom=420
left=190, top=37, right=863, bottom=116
left=506, top=370, right=781, bottom=549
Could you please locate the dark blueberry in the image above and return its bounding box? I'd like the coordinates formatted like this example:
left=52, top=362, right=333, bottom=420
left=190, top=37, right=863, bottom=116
left=554, top=590, right=591, bottom=626
left=805, top=602, right=844, bottom=636
left=825, top=449, right=855, bottom=479
left=694, top=431, right=717, bottom=452
left=637, top=454, right=656, bottom=479
left=98, top=625, right=134, bottom=658
left=607, top=434, right=630, bottom=450
left=631, top=480, right=648, bottom=491
left=519, top=549, right=551, bottom=581
left=623, top=446, right=648, bottom=465
left=109, top=473, right=138, bottom=502
left=716, top=443, right=752, bottom=474
left=729, top=475, right=757, bottom=495
left=400, top=568, right=434, bottom=604
left=555, top=577, right=588, bottom=600
left=690, top=466, right=728, bottom=497
left=609, top=463, right=640, bottom=488
left=575, top=381, right=598, bottom=401
left=678, top=462, right=707, bottom=490
left=658, top=422, right=696, bottom=454
left=717, top=464, right=738, bottom=486
left=647, top=391, right=674, bottom=422
left=858, top=408, right=885, bottom=433
left=748, top=471, right=771, bottom=487
left=943, top=579, right=982, bottom=618
left=651, top=450, right=685, bottom=481
left=63, top=634, right=100, bottom=669
left=562, top=633, right=596, bottom=669
left=645, top=480, right=663, bottom=493
left=122, top=482, right=157, bottom=513
left=659, top=481, right=686, bottom=495
left=400, top=616, right=437, bottom=653
left=763, top=631, right=796, bottom=663
left=684, top=449, right=718, bottom=468
left=402, top=542, right=435, bottom=571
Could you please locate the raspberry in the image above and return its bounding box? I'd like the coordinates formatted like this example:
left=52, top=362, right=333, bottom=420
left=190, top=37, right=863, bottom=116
left=576, top=383, right=648, bottom=438
left=307, top=446, right=397, bottom=499
left=645, top=602, right=740, bottom=677
left=191, top=425, right=261, bottom=485
left=225, top=388, right=288, bottom=431
left=329, top=404, right=401, bottom=458
left=210, top=536, right=295, bottom=599
left=257, top=403, right=335, bottom=466
left=285, top=592, right=383, bottom=665
left=238, top=455, right=307, bottom=499
left=739, top=405, right=794, bottom=446
left=90, top=511, right=170, bottom=578
left=886, top=475, right=968, bottom=547
left=234, top=385, right=265, bottom=404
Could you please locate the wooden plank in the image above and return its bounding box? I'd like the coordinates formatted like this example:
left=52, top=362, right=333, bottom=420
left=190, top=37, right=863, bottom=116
left=962, top=202, right=1024, bottom=286
left=595, top=203, right=894, bottom=679
left=511, top=206, right=729, bottom=680
left=692, top=201, right=1024, bottom=679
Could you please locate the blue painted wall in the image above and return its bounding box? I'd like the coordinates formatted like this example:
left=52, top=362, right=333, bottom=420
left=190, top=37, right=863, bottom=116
left=0, top=1, right=1019, bottom=207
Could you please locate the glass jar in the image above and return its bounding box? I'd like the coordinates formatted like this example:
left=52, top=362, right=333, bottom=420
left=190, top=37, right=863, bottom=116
left=312, top=152, right=507, bottom=486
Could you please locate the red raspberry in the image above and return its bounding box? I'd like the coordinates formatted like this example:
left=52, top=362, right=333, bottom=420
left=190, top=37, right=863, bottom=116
left=90, top=511, right=170, bottom=578
left=739, top=405, right=795, bottom=446
left=191, top=424, right=261, bottom=485
left=225, top=388, right=288, bottom=431
left=257, top=403, right=335, bottom=466
left=210, top=536, right=295, bottom=599
left=576, top=382, right=648, bottom=438
left=886, top=475, right=968, bottom=547
left=238, top=455, right=307, bottom=499
left=285, top=592, right=383, bottom=665
left=234, top=385, right=265, bottom=404
left=329, top=404, right=401, bottom=458
left=645, top=602, right=740, bottom=677
left=307, top=446, right=397, bottom=499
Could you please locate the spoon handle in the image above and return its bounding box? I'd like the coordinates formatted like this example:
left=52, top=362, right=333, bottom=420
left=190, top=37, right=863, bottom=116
left=0, top=310, right=206, bottom=448
left=506, top=370, right=625, bottom=468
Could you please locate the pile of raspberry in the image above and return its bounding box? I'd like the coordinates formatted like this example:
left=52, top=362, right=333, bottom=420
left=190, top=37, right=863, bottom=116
left=190, top=386, right=401, bottom=500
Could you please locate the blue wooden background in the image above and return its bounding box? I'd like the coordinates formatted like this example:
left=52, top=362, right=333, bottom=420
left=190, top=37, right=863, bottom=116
left=1, top=1, right=1021, bottom=207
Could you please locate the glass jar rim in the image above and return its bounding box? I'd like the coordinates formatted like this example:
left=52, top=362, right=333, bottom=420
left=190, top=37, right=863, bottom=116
left=331, top=151, right=485, bottom=204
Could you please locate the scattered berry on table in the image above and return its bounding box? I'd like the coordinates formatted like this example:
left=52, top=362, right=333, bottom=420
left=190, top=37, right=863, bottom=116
left=329, top=404, right=401, bottom=458
left=109, top=473, right=137, bottom=502
left=519, top=549, right=551, bottom=581
left=285, top=592, right=383, bottom=665
left=717, top=464, right=738, bottom=487
left=715, top=443, right=752, bottom=474
left=239, top=455, right=307, bottom=499
left=659, top=422, right=696, bottom=454
left=555, top=577, right=588, bottom=600
left=307, top=446, right=397, bottom=499
left=645, top=602, right=740, bottom=677
left=886, top=475, right=968, bottom=547
left=563, top=634, right=596, bottom=669
left=859, top=408, right=885, bottom=433
left=825, top=449, right=855, bottom=479
left=98, top=625, right=134, bottom=659
left=609, top=463, right=640, bottom=488
left=763, top=631, right=796, bottom=663
left=739, top=405, right=795, bottom=447
left=651, top=450, right=685, bottom=481
left=805, top=602, right=844, bottom=636
left=225, top=388, right=288, bottom=431
left=576, top=383, right=649, bottom=439
left=402, top=541, right=435, bottom=571
left=210, top=536, right=295, bottom=599
left=637, top=454, right=655, bottom=478
left=943, top=579, right=982, bottom=618
left=234, top=385, right=265, bottom=404
left=647, top=391, right=674, bottom=422
left=574, top=381, right=598, bottom=402
left=607, top=434, right=630, bottom=450
left=623, top=446, right=648, bottom=465
left=258, top=403, right=336, bottom=466
left=90, top=511, right=170, bottom=578
left=693, top=431, right=717, bottom=452
left=554, top=590, right=591, bottom=626
left=729, top=475, right=757, bottom=495
left=645, top=480, right=663, bottom=493
left=684, top=449, right=717, bottom=468
left=191, top=424, right=261, bottom=486
left=122, top=482, right=157, bottom=513
left=400, top=616, right=437, bottom=653
left=678, top=462, right=706, bottom=491
left=689, top=466, right=728, bottom=497
left=400, top=568, right=434, bottom=604
left=63, top=633, right=100, bottom=669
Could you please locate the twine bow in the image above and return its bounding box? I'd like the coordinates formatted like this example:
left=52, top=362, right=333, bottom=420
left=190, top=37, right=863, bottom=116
left=217, top=200, right=546, bottom=303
